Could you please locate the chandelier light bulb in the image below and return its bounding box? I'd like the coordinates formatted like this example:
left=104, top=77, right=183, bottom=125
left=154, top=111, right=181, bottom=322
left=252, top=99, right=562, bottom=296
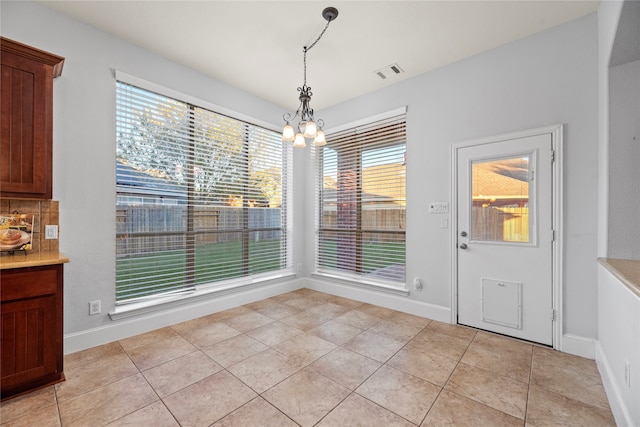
left=293, top=132, right=307, bottom=148
left=303, top=120, right=317, bottom=139
left=313, top=129, right=326, bottom=146
left=282, top=123, right=295, bottom=142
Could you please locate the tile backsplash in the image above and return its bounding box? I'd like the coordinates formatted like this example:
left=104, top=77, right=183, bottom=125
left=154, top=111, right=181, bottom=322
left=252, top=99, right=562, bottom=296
left=0, top=199, right=59, bottom=253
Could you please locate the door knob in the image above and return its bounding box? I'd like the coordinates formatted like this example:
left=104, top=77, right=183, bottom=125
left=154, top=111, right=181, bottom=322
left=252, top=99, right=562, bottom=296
left=459, top=243, right=468, bottom=249
left=460, top=231, right=467, bottom=237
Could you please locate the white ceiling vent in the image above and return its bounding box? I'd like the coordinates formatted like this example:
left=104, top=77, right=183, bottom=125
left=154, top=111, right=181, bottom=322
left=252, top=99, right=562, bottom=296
left=374, top=63, right=404, bottom=80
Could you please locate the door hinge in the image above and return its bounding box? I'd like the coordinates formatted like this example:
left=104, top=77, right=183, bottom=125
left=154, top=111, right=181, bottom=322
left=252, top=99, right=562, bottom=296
left=551, top=229, right=555, bottom=242
left=551, top=150, right=556, bottom=163
left=551, top=309, right=556, bottom=321
left=530, top=170, right=535, bottom=181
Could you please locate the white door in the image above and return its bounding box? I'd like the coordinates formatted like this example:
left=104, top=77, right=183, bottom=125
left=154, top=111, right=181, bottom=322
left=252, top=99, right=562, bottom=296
left=456, top=132, right=554, bottom=345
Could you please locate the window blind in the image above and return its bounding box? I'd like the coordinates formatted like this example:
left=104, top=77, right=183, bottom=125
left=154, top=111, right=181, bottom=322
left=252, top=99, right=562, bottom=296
left=316, top=112, right=406, bottom=283
left=116, top=81, right=291, bottom=304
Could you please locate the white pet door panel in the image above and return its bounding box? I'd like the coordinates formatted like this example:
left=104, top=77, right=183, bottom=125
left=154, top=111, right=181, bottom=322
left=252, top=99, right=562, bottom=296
left=481, top=278, right=522, bottom=329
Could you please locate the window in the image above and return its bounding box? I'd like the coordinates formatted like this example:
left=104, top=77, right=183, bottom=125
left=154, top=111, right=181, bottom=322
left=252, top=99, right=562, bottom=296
left=116, top=79, right=291, bottom=304
left=316, top=111, right=406, bottom=284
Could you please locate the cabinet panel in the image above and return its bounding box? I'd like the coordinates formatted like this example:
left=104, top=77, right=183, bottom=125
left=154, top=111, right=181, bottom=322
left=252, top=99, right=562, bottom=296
left=0, top=38, right=63, bottom=199
left=0, top=264, right=64, bottom=400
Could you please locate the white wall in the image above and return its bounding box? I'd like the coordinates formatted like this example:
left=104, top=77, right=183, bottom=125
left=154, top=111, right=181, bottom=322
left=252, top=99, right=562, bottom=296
left=1, top=1, right=298, bottom=340
left=314, top=13, right=599, bottom=342
left=2, top=2, right=601, bottom=352
left=608, top=59, right=640, bottom=259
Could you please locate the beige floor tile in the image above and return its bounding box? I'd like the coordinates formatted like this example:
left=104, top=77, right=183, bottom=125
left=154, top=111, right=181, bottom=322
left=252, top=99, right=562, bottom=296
left=531, top=346, right=609, bottom=410
left=57, top=373, right=158, bottom=427
left=309, top=347, right=381, bottom=390
left=280, top=310, right=331, bottom=331
left=244, top=298, right=278, bottom=311
left=55, top=351, right=139, bottom=401
left=142, top=350, right=222, bottom=397
left=356, top=303, right=396, bottom=318
left=325, top=295, right=364, bottom=309
left=317, top=393, right=415, bottom=427
left=409, top=328, right=472, bottom=361
left=222, top=311, right=274, bottom=333
left=526, top=386, right=616, bottom=426
left=273, top=332, right=337, bottom=366
left=212, top=397, right=298, bottom=427
left=208, top=306, right=253, bottom=322
left=124, top=333, right=196, bottom=371
left=308, top=302, right=352, bottom=318
left=282, top=296, right=324, bottom=311
left=388, top=345, right=458, bottom=387
left=368, top=318, right=424, bottom=342
left=118, top=327, right=177, bottom=352
left=343, top=330, right=405, bottom=362
left=171, top=319, right=240, bottom=348
left=308, top=319, right=363, bottom=345
left=422, top=389, right=523, bottom=427
left=201, top=334, right=268, bottom=368
left=255, top=302, right=302, bottom=320
left=105, top=401, right=179, bottom=427
left=63, top=341, right=124, bottom=371
left=425, top=320, right=477, bottom=341
left=386, top=311, right=432, bottom=329
left=461, top=332, right=532, bottom=383
left=263, top=368, right=350, bottom=426
left=445, top=362, right=528, bottom=419
left=0, top=403, right=60, bottom=427
left=227, top=348, right=304, bottom=393
left=163, top=370, right=256, bottom=426
left=334, top=309, right=382, bottom=329
left=357, top=365, right=440, bottom=425
left=266, top=292, right=299, bottom=304
left=245, top=320, right=304, bottom=346
left=0, top=385, right=56, bottom=424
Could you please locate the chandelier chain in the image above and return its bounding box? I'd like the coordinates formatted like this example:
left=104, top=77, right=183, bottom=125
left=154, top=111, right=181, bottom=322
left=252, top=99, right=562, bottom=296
left=303, top=19, right=332, bottom=87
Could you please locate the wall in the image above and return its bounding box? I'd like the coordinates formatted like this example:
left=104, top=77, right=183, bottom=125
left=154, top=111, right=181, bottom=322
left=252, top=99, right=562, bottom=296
left=608, top=59, right=640, bottom=259
left=312, top=13, right=599, bottom=346
left=1, top=2, right=601, bottom=354
left=0, top=1, right=303, bottom=344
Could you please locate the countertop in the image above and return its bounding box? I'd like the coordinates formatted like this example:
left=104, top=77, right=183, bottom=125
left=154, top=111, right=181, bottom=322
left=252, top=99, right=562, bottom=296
left=0, top=251, right=69, bottom=270
left=598, top=257, right=640, bottom=298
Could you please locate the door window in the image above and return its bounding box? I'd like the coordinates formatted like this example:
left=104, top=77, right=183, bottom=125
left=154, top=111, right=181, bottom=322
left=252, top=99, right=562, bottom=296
left=470, top=155, right=532, bottom=243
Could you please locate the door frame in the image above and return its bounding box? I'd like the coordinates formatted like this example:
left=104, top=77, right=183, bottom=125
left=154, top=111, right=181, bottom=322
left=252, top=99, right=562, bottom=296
left=450, top=124, right=564, bottom=349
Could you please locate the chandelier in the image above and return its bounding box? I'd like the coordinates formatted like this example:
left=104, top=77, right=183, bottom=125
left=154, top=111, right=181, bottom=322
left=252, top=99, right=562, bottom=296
left=282, top=7, right=339, bottom=148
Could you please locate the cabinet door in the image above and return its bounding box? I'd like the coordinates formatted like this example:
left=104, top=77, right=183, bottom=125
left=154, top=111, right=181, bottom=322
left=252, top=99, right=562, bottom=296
left=1, top=295, right=58, bottom=390
left=0, top=51, right=52, bottom=199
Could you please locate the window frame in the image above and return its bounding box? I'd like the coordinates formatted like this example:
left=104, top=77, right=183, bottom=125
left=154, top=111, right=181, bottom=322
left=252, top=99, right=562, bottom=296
left=314, top=108, right=407, bottom=290
left=114, top=72, right=292, bottom=309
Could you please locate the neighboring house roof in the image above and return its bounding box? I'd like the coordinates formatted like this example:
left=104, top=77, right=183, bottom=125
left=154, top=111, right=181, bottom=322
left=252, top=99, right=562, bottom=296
left=116, top=161, right=186, bottom=199
left=473, top=159, right=529, bottom=200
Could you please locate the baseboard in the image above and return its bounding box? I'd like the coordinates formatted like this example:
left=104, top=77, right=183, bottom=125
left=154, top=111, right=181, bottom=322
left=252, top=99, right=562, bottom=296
left=304, top=277, right=451, bottom=322
left=64, top=278, right=304, bottom=355
left=596, top=341, right=634, bottom=427
left=560, top=333, right=596, bottom=359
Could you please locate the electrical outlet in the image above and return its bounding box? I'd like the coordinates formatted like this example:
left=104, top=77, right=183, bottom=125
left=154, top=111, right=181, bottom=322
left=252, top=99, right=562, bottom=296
left=45, top=225, right=58, bottom=240
left=89, top=300, right=101, bottom=316
left=413, top=277, right=423, bottom=290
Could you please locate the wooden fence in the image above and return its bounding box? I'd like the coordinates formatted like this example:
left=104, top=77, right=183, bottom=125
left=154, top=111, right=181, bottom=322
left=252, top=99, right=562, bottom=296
left=472, top=207, right=529, bottom=242
left=116, top=206, right=282, bottom=256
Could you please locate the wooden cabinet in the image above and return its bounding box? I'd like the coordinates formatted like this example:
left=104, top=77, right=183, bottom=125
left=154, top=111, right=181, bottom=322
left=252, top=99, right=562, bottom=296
left=1, top=38, right=64, bottom=199
left=1, top=264, right=64, bottom=400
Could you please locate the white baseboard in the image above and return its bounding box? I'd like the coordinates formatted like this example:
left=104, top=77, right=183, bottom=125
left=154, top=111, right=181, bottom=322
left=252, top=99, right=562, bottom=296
left=64, top=278, right=304, bottom=355
left=596, top=341, right=634, bottom=427
left=304, top=277, right=451, bottom=323
left=561, top=333, right=596, bottom=359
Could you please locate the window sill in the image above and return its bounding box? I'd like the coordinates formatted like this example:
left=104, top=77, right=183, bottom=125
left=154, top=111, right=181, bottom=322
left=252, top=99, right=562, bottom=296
left=310, top=270, right=409, bottom=296
left=109, top=271, right=297, bottom=321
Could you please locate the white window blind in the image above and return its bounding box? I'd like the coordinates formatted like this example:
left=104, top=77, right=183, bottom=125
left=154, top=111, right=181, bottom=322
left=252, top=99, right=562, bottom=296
left=316, top=112, right=406, bottom=283
left=116, top=81, right=291, bottom=304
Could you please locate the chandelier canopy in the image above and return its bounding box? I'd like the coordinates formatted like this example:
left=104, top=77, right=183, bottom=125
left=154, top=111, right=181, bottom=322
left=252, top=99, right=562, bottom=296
left=282, top=7, right=339, bottom=148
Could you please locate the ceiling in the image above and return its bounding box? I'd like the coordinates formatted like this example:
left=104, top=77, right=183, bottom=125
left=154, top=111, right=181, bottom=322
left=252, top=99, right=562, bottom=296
left=40, top=1, right=599, bottom=110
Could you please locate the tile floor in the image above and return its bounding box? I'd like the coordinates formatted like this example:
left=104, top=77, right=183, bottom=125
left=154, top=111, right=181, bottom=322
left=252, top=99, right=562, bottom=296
left=0, top=289, right=616, bottom=426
